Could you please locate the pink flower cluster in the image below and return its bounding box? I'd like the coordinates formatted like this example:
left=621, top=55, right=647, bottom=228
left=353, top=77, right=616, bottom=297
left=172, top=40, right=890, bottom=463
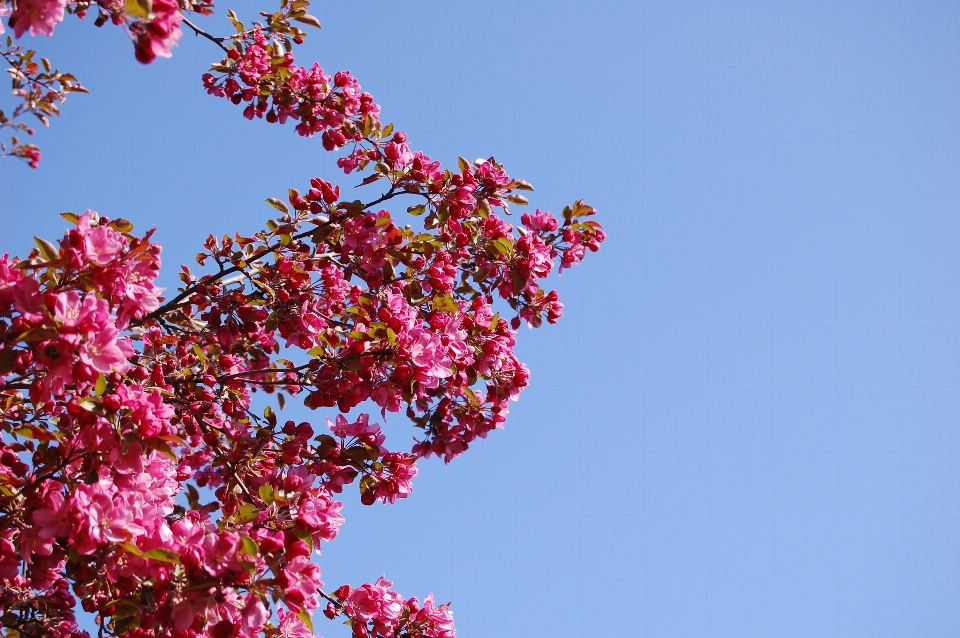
left=327, top=578, right=456, bottom=638
left=0, top=17, right=604, bottom=636
left=6, top=0, right=67, bottom=38
left=203, top=31, right=380, bottom=146
left=325, top=414, right=418, bottom=504
left=132, top=0, right=182, bottom=64
left=4, top=0, right=182, bottom=63
left=0, top=211, right=162, bottom=405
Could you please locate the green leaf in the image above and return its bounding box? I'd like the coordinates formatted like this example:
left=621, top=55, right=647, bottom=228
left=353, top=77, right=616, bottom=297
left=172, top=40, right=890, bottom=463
left=512, top=271, right=526, bottom=296
left=292, top=13, right=322, bottom=28
left=227, top=9, right=245, bottom=33
left=240, top=535, right=258, bottom=557
left=107, top=218, right=135, bottom=233
left=572, top=200, right=596, bottom=217
left=154, top=441, right=177, bottom=462
left=124, top=0, right=151, bottom=19
left=78, top=398, right=99, bottom=412
left=60, top=211, right=79, bottom=224
left=252, top=279, right=276, bottom=299
left=294, top=526, right=314, bottom=551
left=504, top=194, right=529, bottom=206
left=191, top=343, right=208, bottom=363
left=297, top=609, right=314, bottom=633
left=432, top=293, right=458, bottom=313
left=236, top=503, right=259, bottom=524
left=258, top=483, right=275, bottom=505
left=33, top=236, right=59, bottom=261
left=143, top=548, right=180, bottom=564
left=265, top=197, right=289, bottom=213
left=407, top=203, right=426, bottom=216
left=94, top=374, right=106, bottom=397
left=465, top=387, right=479, bottom=406
left=476, top=198, right=492, bottom=218
left=185, top=483, right=200, bottom=507
left=489, top=237, right=514, bottom=257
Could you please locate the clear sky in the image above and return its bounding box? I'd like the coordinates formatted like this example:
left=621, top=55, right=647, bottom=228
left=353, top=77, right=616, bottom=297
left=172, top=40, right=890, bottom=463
left=1, top=1, right=959, bottom=636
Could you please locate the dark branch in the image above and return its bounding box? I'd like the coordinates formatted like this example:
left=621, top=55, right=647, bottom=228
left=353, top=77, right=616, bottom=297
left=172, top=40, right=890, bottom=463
left=181, top=16, right=230, bottom=53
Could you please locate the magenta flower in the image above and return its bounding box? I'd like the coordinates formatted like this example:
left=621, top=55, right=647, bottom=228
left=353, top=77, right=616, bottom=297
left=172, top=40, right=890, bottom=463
left=69, top=479, right=147, bottom=554
left=132, top=0, right=182, bottom=64
left=83, top=225, right=124, bottom=266
left=32, top=489, right=69, bottom=540
left=79, top=319, right=131, bottom=374
left=8, top=0, right=67, bottom=38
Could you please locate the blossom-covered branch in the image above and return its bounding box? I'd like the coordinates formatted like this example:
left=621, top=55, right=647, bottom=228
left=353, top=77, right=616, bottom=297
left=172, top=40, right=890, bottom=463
left=0, top=2, right=605, bottom=637
left=0, top=37, right=86, bottom=167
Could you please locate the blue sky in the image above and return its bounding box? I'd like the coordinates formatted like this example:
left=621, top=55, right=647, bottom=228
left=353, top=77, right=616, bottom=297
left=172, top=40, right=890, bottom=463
left=1, top=1, right=959, bottom=636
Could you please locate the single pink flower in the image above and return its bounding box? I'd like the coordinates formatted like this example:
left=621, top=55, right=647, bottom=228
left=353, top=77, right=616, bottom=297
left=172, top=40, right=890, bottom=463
left=79, top=321, right=130, bottom=373
left=133, top=0, right=182, bottom=63
left=0, top=5, right=11, bottom=36
left=8, top=0, right=67, bottom=38
left=84, top=225, right=124, bottom=266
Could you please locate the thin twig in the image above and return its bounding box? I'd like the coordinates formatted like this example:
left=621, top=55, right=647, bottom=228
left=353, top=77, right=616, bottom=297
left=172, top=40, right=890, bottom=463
left=181, top=16, right=230, bottom=53
left=143, top=188, right=405, bottom=322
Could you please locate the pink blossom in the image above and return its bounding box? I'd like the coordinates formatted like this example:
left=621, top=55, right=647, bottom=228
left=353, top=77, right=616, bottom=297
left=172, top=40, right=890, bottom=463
left=52, top=290, right=84, bottom=328
left=328, top=413, right=384, bottom=444
left=241, top=592, right=270, bottom=634
left=200, top=530, right=243, bottom=576
left=0, top=531, right=19, bottom=579
left=8, top=0, right=67, bottom=38
left=133, top=0, right=182, bottom=64
left=372, top=452, right=418, bottom=504
left=115, top=383, right=175, bottom=437
left=0, top=5, right=10, bottom=35
left=413, top=594, right=457, bottom=638
left=69, top=478, right=148, bottom=554
left=238, top=43, right=271, bottom=86
left=72, top=210, right=127, bottom=266
left=344, top=576, right=405, bottom=630
left=276, top=608, right=314, bottom=638
left=83, top=224, right=124, bottom=265
left=79, top=318, right=131, bottom=373
left=516, top=235, right=553, bottom=282
left=521, top=210, right=559, bottom=233
left=51, top=291, right=134, bottom=374
left=0, top=254, right=43, bottom=321
left=296, top=490, right=344, bottom=542
left=32, top=488, right=70, bottom=541
left=275, top=541, right=323, bottom=611
left=406, top=328, right=453, bottom=385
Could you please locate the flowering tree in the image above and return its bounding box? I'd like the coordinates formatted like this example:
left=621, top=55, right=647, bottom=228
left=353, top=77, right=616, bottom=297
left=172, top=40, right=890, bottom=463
left=0, top=2, right=605, bottom=637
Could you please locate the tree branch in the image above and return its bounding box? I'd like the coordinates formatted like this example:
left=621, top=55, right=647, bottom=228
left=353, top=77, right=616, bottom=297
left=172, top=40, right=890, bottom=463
left=180, top=16, right=230, bottom=53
